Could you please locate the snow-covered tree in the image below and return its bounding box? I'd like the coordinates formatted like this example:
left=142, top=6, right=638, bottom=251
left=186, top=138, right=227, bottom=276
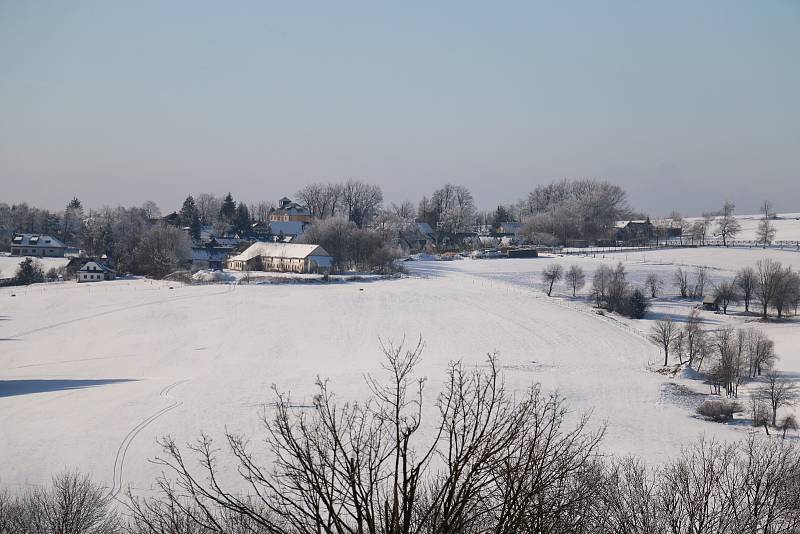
left=735, top=266, right=757, bottom=313
left=564, top=264, right=586, bottom=297
left=715, top=201, right=741, bottom=247
left=541, top=264, right=563, bottom=297
left=649, top=318, right=678, bottom=366
left=645, top=273, right=662, bottom=298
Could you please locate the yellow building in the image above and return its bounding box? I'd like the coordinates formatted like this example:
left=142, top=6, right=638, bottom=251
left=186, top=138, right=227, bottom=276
left=269, top=197, right=312, bottom=223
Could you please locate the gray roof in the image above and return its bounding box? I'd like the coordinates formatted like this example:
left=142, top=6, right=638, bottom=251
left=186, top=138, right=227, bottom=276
left=270, top=220, right=307, bottom=236
left=191, top=248, right=230, bottom=261
left=78, top=261, right=115, bottom=273
left=416, top=222, right=434, bottom=236
left=230, top=243, right=331, bottom=262
left=11, top=234, right=66, bottom=248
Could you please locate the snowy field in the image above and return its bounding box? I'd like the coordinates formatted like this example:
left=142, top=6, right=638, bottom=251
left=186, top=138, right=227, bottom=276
left=1, top=247, right=799, bottom=497
left=0, top=255, right=70, bottom=278
left=687, top=212, right=800, bottom=243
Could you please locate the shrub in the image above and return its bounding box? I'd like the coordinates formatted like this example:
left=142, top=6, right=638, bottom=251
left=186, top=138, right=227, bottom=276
left=14, top=257, right=44, bottom=285
left=627, top=288, right=650, bottom=319
left=697, top=399, right=742, bottom=422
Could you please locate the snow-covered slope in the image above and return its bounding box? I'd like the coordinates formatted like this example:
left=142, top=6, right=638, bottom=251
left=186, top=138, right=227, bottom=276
left=2, top=247, right=799, bottom=494
left=685, top=212, right=800, bottom=243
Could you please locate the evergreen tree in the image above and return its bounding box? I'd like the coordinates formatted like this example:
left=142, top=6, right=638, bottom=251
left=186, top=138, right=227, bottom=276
left=62, top=197, right=85, bottom=245
left=15, top=257, right=45, bottom=285
left=219, top=193, right=236, bottom=223
left=189, top=216, right=202, bottom=241
left=234, top=203, right=251, bottom=235
left=179, top=196, right=202, bottom=240
left=179, top=196, right=199, bottom=226
left=628, top=288, right=650, bottom=319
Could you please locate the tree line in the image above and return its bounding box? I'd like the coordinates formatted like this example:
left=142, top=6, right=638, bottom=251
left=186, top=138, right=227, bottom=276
left=541, top=261, right=650, bottom=319
left=4, top=339, right=800, bottom=533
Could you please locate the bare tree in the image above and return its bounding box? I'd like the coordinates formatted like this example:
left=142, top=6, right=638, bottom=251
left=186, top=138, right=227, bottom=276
left=673, top=267, right=689, bottom=298
left=541, top=264, right=564, bottom=297
left=129, top=338, right=604, bottom=534
left=746, top=328, right=776, bottom=378
left=691, top=267, right=707, bottom=300
left=756, top=220, right=776, bottom=249
left=564, top=264, right=586, bottom=297
left=7, top=471, right=120, bottom=534
left=778, top=415, right=798, bottom=439
left=757, top=200, right=777, bottom=248
left=195, top=193, right=221, bottom=225
left=716, top=201, right=741, bottom=247
left=140, top=200, right=162, bottom=220
left=645, top=273, right=662, bottom=298
left=649, top=319, right=678, bottom=366
left=773, top=267, right=800, bottom=319
left=758, top=370, right=799, bottom=426
left=735, top=267, right=757, bottom=314
left=683, top=309, right=704, bottom=368
left=756, top=258, right=783, bottom=319
left=341, top=179, right=384, bottom=228
left=713, top=280, right=739, bottom=314
left=592, top=264, right=613, bottom=307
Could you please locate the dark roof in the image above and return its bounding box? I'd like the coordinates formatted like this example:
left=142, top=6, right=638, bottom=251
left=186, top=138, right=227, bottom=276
left=11, top=234, right=66, bottom=248
left=78, top=261, right=115, bottom=273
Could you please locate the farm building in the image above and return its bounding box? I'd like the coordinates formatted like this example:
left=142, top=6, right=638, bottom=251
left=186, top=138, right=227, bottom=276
left=76, top=261, right=115, bottom=282
left=10, top=234, right=66, bottom=257
left=226, top=243, right=333, bottom=273
left=269, top=197, right=312, bottom=223
left=614, top=220, right=654, bottom=242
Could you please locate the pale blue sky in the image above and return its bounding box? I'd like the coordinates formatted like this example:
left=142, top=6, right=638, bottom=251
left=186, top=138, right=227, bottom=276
left=1, top=1, right=798, bottom=215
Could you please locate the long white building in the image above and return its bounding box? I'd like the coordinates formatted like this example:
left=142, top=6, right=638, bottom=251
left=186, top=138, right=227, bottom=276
left=226, top=242, right=333, bottom=273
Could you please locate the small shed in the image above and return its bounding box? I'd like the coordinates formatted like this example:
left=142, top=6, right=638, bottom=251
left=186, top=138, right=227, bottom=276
left=702, top=295, right=720, bottom=311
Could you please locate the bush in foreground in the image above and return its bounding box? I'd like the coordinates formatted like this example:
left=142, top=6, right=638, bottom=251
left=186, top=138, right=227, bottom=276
left=696, top=399, right=742, bottom=422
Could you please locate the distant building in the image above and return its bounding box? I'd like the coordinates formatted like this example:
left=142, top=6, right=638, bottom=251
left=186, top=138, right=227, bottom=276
left=227, top=242, right=333, bottom=273
left=269, top=220, right=310, bottom=241
left=270, top=197, right=312, bottom=223
left=397, top=222, right=437, bottom=253
left=495, top=222, right=524, bottom=236
left=76, top=261, right=115, bottom=282
left=10, top=234, right=66, bottom=257
left=190, top=247, right=230, bottom=271
left=702, top=294, right=721, bottom=311
left=615, top=220, right=654, bottom=243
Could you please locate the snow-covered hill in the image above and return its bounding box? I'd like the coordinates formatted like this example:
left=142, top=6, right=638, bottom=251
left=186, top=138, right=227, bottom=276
left=1, top=247, right=799, bottom=494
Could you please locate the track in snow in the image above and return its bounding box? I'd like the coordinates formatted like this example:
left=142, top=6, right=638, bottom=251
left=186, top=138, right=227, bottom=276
left=108, top=379, right=188, bottom=499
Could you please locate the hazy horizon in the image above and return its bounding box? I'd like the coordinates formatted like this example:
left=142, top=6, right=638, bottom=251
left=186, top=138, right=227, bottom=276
left=2, top=1, right=798, bottom=217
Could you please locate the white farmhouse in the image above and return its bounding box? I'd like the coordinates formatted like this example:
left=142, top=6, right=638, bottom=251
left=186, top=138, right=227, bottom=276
left=226, top=243, right=333, bottom=273
left=76, top=261, right=116, bottom=282
left=10, top=234, right=66, bottom=257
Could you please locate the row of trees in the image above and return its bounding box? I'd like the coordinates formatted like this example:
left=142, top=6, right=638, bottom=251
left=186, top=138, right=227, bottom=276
left=296, top=180, right=384, bottom=228
left=641, top=260, right=799, bottom=320
left=714, top=260, right=800, bottom=319
left=5, top=341, right=800, bottom=533
left=542, top=261, right=650, bottom=319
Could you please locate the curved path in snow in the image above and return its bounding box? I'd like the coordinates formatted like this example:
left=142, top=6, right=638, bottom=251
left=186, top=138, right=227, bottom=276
left=108, top=379, right=188, bottom=499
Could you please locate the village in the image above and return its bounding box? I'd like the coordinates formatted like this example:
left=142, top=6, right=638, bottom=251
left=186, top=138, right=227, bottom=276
left=3, top=1, right=800, bottom=530
left=7, top=189, right=797, bottom=288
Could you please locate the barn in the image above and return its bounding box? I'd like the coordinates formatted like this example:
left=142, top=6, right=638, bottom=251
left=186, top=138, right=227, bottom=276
left=226, top=243, right=333, bottom=273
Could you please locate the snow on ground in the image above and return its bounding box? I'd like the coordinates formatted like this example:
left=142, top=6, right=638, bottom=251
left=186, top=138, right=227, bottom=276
left=1, top=247, right=799, bottom=496
left=685, top=212, right=800, bottom=243
left=0, top=255, right=70, bottom=278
